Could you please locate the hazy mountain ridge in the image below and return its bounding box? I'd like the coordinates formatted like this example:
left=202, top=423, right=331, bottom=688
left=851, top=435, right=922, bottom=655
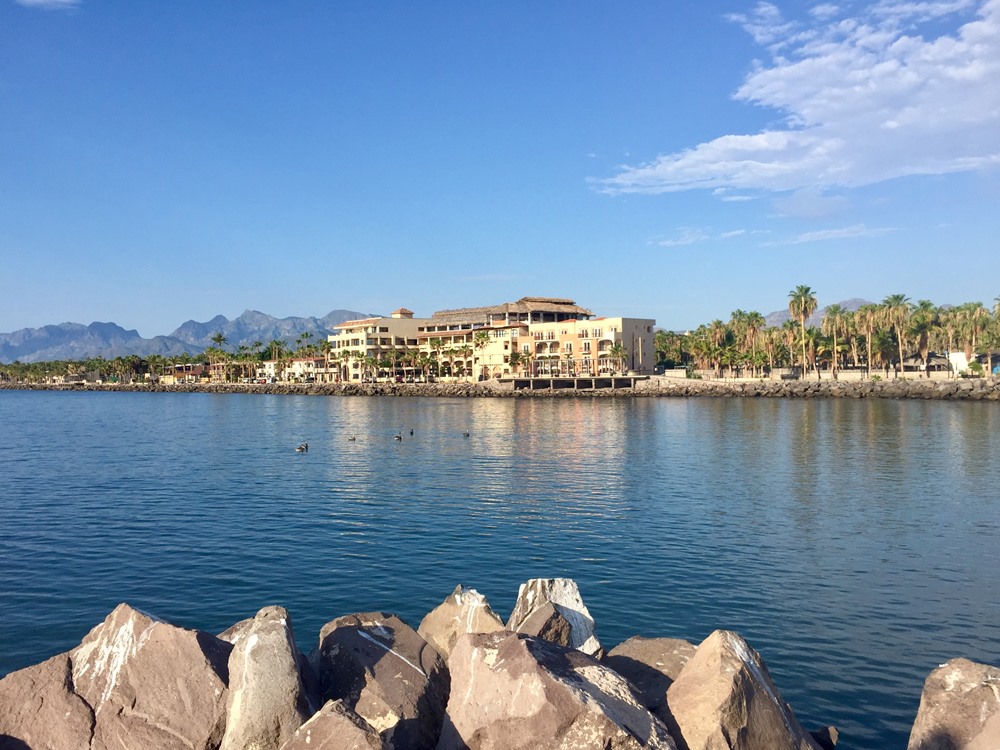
left=764, top=298, right=872, bottom=328
left=0, top=309, right=373, bottom=364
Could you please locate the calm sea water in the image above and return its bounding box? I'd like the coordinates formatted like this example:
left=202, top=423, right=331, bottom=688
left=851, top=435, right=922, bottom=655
left=1, top=390, right=998, bottom=749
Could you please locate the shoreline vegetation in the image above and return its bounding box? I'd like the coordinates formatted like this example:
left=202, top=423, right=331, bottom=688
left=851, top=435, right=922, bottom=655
left=3, top=374, right=1000, bottom=400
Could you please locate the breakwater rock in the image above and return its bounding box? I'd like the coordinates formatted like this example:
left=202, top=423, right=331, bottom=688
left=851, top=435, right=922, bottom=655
left=2, top=578, right=997, bottom=750
left=5, top=376, right=1000, bottom=400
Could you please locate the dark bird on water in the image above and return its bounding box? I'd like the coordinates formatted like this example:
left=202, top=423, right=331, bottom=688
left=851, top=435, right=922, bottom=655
left=394, top=432, right=403, bottom=441
left=296, top=442, right=309, bottom=452
left=409, top=428, right=414, bottom=435
left=348, top=434, right=356, bottom=442
left=462, top=431, right=470, bottom=438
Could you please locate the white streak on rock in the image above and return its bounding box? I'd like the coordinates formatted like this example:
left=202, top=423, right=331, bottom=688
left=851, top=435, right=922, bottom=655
left=357, top=630, right=426, bottom=678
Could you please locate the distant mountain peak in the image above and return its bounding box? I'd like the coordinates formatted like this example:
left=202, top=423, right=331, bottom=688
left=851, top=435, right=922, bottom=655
left=0, top=307, right=373, bottom=363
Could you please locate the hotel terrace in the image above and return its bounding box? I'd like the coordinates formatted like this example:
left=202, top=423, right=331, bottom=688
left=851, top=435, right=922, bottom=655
left=259, top=297, right=655, bottom=383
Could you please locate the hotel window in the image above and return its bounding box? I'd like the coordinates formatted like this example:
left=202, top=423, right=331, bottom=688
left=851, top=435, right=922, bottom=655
left=582, top=341, right=591, bottom=353
left=565, top=343, right=573, bottom=353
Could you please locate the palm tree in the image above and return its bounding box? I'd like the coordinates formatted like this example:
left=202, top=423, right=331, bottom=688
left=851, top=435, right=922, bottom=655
left=881, top=294, right=911, bottom=377
left=855, top=304, right=880, bottom=378
left=788, top=286, right=818, bottom=379
left=821, top=304, right=848, bottom=379
left=473, top=330, right=491, bottom=381
left=458, top=344, right=474, bottom=381
left=608, top=342, right=628, bottom=374
left=908, top=300, right=940, bottom=377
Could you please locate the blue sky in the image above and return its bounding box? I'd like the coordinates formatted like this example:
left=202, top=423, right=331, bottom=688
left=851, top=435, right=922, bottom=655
left=2, top=0, right=998, bottom=336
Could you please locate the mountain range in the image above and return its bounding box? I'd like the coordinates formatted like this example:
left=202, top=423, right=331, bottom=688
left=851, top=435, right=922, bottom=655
left=0, top=309, right=372, bottom=364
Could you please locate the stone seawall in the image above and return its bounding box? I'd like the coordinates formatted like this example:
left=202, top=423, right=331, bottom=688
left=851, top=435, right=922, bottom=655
left=4, top=376, right=1000, bottom=400
left=1, top=578, right=996, bottom=750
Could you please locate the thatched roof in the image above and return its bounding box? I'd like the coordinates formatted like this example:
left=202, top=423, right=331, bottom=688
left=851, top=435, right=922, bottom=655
left=431, top=296, right=592, bottom=322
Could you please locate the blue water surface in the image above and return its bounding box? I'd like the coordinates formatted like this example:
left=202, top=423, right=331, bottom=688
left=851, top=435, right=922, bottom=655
left=1, top=390, right=998, bottom=749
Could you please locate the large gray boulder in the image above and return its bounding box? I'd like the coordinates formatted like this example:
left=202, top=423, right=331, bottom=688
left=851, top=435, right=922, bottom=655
left=70, top=603, right=232, bottom=750
left=506, top=577, right=602, bottom=656
left=437, top=630, right=677, bottom=750
left=907, top=658, right=1000, bottom=750
left=666, top=629, right=821, bottom=750
left=603, top=636, right=696, bottom=718
left=0, top=653, right=95, bottom=749
left=417, top=585, right=505, bottom=661
left=313, top=612, right=449, bottom=750
left=219, top=605, right=313, bottom=750
left=279, top=699, right=384, bottom=750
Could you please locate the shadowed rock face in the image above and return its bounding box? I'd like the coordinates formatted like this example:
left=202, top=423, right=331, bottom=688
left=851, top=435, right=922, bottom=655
left=907, top=658, right=1000, bottom=750
left=417, top=584, right=505, bottom=661
left=281, top=699, right=385, bottom=750
left=313, top=612, right=449, bottom=750
left=666, top=629, right=821, bottom=750
left=507, top=577, right=603, bottom=656
left=219, top=605, right=312, bottom=750
left=603, top=636, right=697, bottom=717
left=437, top=630, right=677, bottom=750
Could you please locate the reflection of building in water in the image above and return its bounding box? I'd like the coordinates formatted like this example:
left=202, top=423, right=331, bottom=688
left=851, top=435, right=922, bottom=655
left=324, top=296, right=656, bottom=382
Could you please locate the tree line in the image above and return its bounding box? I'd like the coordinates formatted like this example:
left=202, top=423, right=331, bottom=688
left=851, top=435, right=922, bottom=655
left=654, top=287, right=1000, bottom=379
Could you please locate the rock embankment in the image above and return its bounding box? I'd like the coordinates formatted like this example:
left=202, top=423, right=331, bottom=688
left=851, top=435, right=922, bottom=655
left=4, top=376, right=1000, bottom=399
left=2, top=577, right=997, bottom=750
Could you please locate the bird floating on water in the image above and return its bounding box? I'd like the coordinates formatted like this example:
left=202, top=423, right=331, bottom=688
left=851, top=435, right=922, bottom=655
left=296, top=442, right=309, bottom=452
left=462, top=431, right=470, bottom=438
left=409, top=428, right=414, bottom=436
left=348, top=434, right=356, bottom=442
left=394, top=432, right=403, bottom=441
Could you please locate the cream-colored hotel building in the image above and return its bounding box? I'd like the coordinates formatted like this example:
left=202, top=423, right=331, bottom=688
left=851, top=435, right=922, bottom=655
left=315, top=296, right=655, bottom=383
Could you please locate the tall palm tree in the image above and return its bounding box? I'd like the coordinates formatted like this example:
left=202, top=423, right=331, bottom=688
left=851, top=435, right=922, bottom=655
left=881, top=294, right=911, bottom=377
left=788, top=286, right=818, bottom=379
left=821, top=304, right=848, bottom=379
left=473, top=330, right=491, bottom=381
left=855, top=304, right=880, bottom=378
left=908, top=300, right=940, bottom=377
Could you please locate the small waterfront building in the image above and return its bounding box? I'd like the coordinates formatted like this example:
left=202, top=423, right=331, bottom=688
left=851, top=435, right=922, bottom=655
left=522, top=317, right=656, bottom=376
left=327, top=308, right=430, bottom=382
left=285, top=357, right=327, bottom=383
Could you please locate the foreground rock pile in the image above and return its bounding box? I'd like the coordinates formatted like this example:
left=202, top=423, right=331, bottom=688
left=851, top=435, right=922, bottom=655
left=1, top=578, right=997, bottom=749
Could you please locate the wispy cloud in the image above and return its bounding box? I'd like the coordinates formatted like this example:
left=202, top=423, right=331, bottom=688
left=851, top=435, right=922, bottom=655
left=596, top=0, right=1000, bottom=195
left=761, top=223, right=897, bottom=245
left=15, top=0, right=80, bottom=9
left=656, top=227, right=748, bottom=247
left=460, top=274, right=521, bottom=283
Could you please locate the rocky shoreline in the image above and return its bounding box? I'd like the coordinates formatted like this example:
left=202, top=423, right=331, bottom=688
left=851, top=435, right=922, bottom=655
left=1, top=578, right=996, bottom=750
left=3, top=376, right=1000, bottom=400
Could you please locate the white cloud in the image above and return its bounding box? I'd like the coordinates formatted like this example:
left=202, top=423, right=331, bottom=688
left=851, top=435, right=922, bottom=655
left=15, top=0, right=80, bottom=8
left=597, top=0, right=1000, bottom=195
left=761, top=223, right=897, bottom=245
